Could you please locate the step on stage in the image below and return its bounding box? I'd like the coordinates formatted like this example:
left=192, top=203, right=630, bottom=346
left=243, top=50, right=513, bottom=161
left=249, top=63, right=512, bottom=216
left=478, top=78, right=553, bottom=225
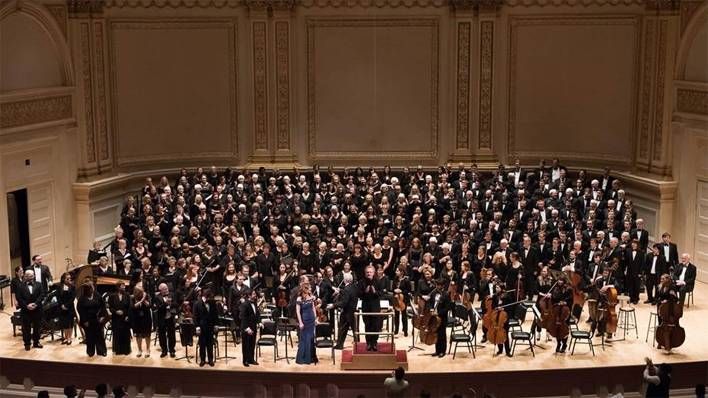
left=0, top=286, right=707, bottom=397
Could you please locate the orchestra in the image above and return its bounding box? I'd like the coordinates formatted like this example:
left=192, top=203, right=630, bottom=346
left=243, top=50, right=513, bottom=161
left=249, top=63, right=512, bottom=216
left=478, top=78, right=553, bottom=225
left=9, top=163, right=697, bottom=368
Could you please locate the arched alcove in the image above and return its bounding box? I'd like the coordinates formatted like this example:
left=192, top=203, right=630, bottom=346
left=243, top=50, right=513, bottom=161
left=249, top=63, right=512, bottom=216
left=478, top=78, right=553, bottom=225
left=0, top=12, right=64, bottom=92
left=0, top=0, right=75, bottom=92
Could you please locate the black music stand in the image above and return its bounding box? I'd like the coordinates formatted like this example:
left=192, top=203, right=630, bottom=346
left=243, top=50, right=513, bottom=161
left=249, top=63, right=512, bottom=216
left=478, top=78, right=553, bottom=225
left=470, top=307, right=486, bottom=350
left=176, top=322, right=195, bottom=363
left=407, top=295, right=423, bottom=352
left=276, top=317, right=297, bottom=363
left=528, top=304, right=546, bottom=350
left=215, top=317, right=237, bottom=363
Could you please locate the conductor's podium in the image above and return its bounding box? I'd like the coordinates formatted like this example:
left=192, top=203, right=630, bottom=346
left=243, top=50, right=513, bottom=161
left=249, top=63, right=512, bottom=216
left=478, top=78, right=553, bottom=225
left=340, top=342, right=408, bottom=370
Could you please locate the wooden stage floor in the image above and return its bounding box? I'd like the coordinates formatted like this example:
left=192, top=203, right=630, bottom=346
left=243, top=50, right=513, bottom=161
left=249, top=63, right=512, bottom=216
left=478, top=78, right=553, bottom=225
left=1, top=284, right=707, bottom=396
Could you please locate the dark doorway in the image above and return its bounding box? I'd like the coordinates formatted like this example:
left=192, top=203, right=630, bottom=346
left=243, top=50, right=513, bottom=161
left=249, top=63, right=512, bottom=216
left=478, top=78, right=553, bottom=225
left=7, top=189, right=30, bottom=269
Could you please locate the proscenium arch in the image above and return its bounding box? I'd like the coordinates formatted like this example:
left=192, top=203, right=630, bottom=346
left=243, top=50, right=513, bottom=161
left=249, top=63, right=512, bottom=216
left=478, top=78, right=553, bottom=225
left=0, top=0, right=75, bottom=88
left=674, top=1, right=708, bottom=81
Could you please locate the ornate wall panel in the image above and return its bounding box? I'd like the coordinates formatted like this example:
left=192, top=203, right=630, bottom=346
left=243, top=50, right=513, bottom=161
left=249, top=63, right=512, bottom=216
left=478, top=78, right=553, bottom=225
left=275, top=20, right=291, bottom=152
left=79, top=21, right=97, bottom=163
left=0, top=95, right=72, bottom=129
left=109, top=20, right=238, bottom=167
left=677, top=88, right=708, bottom=115
left=478, top=19, right=494, bottom=151
left=507, top=16, right=640, bottom=165
left=306, top=18, right=440, bottom=161
left=455, top=21, right=471, bottom=151
left=252, top=20, right=269, bottom=153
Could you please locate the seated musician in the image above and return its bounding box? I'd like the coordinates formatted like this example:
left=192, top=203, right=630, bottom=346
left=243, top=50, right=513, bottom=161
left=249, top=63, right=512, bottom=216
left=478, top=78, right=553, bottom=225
left=593, top=267, right=618, bottom=341
left=533, top=266, right=554, bottom=340
left=548, top=277, right=572, bottom=353
left=672, top=254, right=697, bottom=305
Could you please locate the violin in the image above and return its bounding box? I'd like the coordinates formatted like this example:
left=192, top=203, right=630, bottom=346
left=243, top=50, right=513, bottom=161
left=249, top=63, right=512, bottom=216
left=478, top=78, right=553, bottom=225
left=393, top=277, right=407, bottom=312
left=656, top=298, right=685, bottom=351
left=315, top=298, right=328, bottom=323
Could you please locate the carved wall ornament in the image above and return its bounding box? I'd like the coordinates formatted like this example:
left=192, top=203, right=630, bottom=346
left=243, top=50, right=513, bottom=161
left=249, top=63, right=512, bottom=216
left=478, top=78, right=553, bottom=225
left=68, top=0, right=105, bottom=17
left=455, top=22, right=471, bottom=150
left=80, top=22, right=97, bottom=163
left=0, top=95, right=73, bottom=129
left=45, top=5, right=68, bottom=38
left=253, top=20, right=269, bottom=151
left=479, top=20, right=494, bottom=150
left=680, top=0, right=704, bottom=36
left=652, top=20, right=667, bottom=162
left=638, top=21, right=655, bottom=161
left=105, top=0, right=240, bottom=8
left=275, top=20, right=291, bottom=151
left=94, top=21, right=110, bottom=161
left=676, top=88, right=708, bottom=115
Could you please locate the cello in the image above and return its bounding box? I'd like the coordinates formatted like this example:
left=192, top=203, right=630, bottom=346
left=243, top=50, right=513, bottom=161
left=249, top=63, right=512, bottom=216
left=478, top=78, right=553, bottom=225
left=602, top=261, right=620, bottom=335
left=656, top=299, right=685, bottom=351
left=564, top=261, right=585, bottom=317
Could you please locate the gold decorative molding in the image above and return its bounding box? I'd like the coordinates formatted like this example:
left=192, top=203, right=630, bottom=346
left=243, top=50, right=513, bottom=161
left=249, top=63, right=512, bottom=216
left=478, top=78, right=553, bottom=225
left=479, top=20, right=494, bottom=150
left=504, top=0, right=642, bottom=5
left=507, top=16, right=640, bottom=164
left=108, top=19, right=239, bottom=167
left=68, top=0, right=105, bottom=17
left=45, top=5, right=68, bottom=38
left=676, top=88, right=708, bottom=115
left=94, top=21, right=110, bottom=162
left=80, top=21, right=97, bottom=163
left=0, top=95, right=73, bottom=129
left=455, top=22, right=471, bottom=150
left=300, top=0, right=446, bottom=7
left=306, top=18, right=439, bottom=161
left=252, top=20, right=268, bottom=152
left=638, top=21, right=655, bottom=162
left=105, top=0, right=241, bottom=7
left=275, top=20, right=291, bottom=152
left=652, top=19, right=667, bottom=162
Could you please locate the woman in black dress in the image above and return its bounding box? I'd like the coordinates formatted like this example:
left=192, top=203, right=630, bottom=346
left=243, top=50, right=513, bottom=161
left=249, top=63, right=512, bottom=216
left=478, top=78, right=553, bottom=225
left=107, top=281, right=132, bottom=355
left=131, top=286, right=152, bottom=358
left=77, top=282, right=108, bottom=357
left=57, top=272, right=76, bottom=345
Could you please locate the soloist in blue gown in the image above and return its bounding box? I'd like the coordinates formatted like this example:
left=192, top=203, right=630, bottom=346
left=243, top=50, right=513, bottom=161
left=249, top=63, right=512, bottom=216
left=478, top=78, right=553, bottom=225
left=295, top=298, right=318, bottom=364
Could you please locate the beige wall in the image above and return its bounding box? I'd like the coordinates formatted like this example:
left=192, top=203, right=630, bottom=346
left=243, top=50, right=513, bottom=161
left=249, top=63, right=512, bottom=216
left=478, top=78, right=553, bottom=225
left=1, top=0, right=706, bottom=275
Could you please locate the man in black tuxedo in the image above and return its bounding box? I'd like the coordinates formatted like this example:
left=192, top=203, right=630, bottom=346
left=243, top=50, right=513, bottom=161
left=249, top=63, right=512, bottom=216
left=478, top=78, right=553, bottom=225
left=630, top=219, right=649, bottom=252
left=624, top=240, right=645, bottom=304
left=359, top=265, right=384, bottom=351
left=25, top=255, right=52, bottom=293
left=193, top=289, right=218, bottom=367
left=520, top=236, right=540, bottom=299
left=154, top=283, right=177, bottom=358
left=660, top=232, right=679, bottom=271
left=643, top=244, right=667, bottom=304
left=673, top=253, right=697, bottom=304
left=16, top=270, right=45, bottom=350
left=239, top=289, right=260, bottom=367
left=332, top=273, right=357, bottom=349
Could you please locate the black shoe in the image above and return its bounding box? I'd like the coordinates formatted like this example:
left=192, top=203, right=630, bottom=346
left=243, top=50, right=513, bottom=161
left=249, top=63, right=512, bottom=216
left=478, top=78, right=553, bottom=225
left=208, top=361, right=215, bottom=367
left=250, top=361, right=259, bottom=365
left=481, top=337, right=488, bottom=343
left=643, top=300, right=652, bottom=304
left=100, top=352, right=107, bottom=357
left=366, top=345, right=372, bottom=351
left=243, top=363, right=250, bottom=367
left=24, top=346, right=30, bottom=351
left=170, top=352, right=176, bottom=358
left=160, top=352, right=168, bottom=358
left=199, top=361, right=206, bottom=367
left=496, top=349, right=502, bottom=356
left=403, top=332, right=408, bottom=337
left=333, top=345, right=344, bottom=350
left=438, top=353, right=445, bottom=358
left=33, top=344, right=43, bottom=349
left=506, top=353, right=513, bottom=357
left=372, top=345, right=378, bottom=352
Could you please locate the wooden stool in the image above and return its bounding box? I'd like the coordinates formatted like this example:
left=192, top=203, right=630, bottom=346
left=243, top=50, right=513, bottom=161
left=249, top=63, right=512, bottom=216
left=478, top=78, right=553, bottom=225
left=646, top=311, right=659, bottom=347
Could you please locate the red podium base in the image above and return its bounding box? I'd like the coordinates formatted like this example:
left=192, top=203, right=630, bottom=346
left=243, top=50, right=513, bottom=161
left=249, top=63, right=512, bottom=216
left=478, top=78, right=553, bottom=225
left=340, top=342, right=408, bottom=370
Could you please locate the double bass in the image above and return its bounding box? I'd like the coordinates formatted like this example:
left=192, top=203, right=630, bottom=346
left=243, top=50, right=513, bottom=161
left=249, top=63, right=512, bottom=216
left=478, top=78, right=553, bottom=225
left=603, top=262, right=620, bottom=335
left=417, top=288, right=442, bottom=345
left=656, top=299, right=685, bottom=351
left=564, top=262, right=585, bottom=316
left=539, top=280, right=559, bottom=331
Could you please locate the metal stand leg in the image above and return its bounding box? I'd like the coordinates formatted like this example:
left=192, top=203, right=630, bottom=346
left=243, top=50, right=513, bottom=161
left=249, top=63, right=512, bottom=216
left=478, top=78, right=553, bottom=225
left=407, top=326, right=423, bottom=352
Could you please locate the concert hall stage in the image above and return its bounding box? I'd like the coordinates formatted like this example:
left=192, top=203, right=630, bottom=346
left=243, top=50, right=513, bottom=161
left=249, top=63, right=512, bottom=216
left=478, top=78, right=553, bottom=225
left=1, top=285, right=707, bottom=397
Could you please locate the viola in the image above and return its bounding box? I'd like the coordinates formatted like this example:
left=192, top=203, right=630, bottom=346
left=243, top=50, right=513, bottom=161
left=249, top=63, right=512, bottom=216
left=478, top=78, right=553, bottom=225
left=393, top=292, right=406, bottom=312
left=315, top=298, right=328, bottom=323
